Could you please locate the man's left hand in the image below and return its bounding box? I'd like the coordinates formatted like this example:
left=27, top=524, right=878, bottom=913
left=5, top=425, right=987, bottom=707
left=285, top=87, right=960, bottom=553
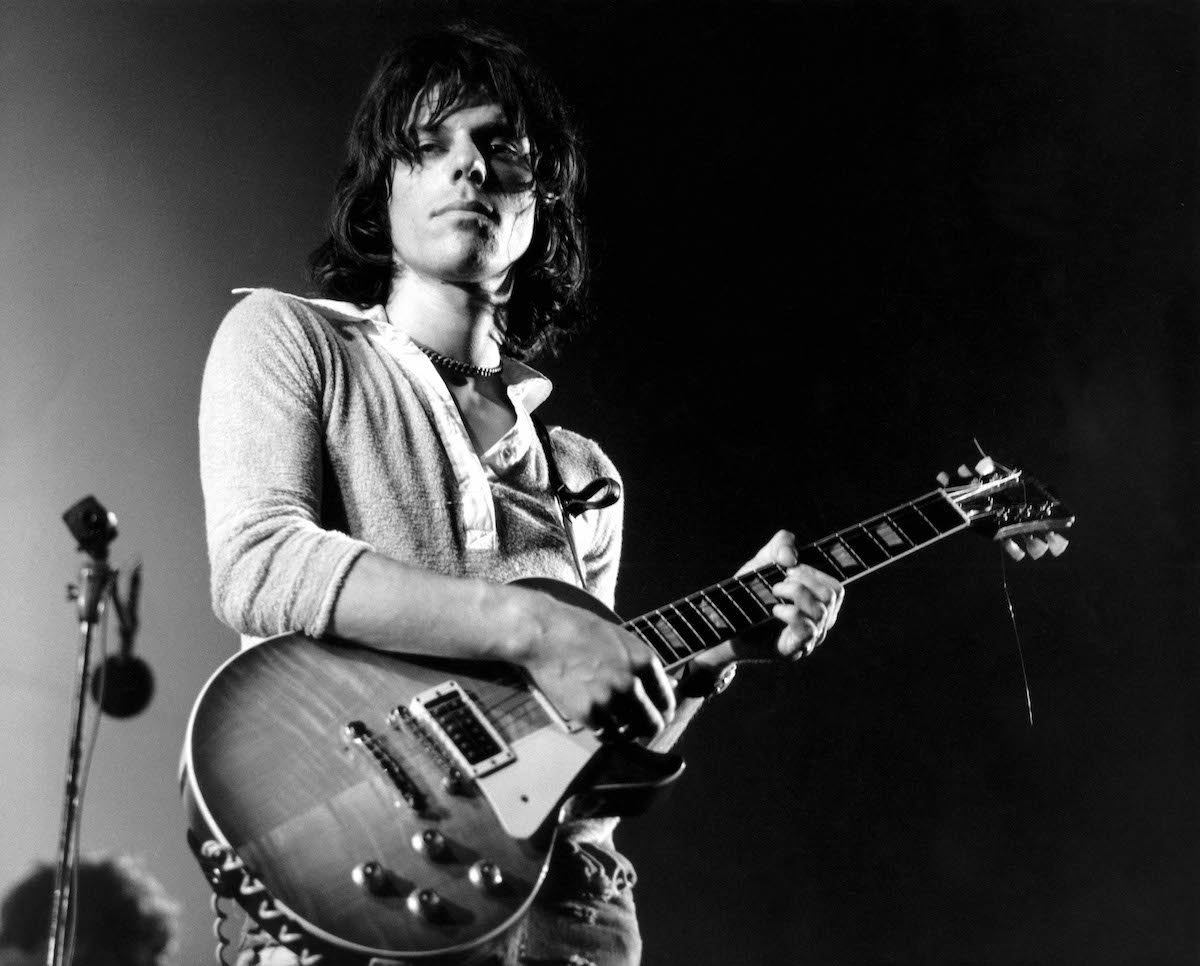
left=734, top=529, right=845, bottom=661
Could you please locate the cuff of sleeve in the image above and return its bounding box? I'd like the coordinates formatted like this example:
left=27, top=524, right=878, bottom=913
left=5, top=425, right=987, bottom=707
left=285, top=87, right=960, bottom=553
left=309, top=541, right=371, bottom=638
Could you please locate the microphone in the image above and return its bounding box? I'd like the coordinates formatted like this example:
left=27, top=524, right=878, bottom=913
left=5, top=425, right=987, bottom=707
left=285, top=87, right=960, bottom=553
left=90, top=562, right=154, bottom=718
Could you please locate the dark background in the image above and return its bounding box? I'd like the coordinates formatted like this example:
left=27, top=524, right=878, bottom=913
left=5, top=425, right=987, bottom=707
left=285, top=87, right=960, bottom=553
left=0, top=2, right=1195, bottom=963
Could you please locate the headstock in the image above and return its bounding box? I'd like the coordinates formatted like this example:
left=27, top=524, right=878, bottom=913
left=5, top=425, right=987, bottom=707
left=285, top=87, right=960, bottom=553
left=938, top=454, right=1075, bottom=561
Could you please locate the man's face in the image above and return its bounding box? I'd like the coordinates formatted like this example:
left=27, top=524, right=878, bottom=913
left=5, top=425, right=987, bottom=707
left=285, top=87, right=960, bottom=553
left=387, top=94, right=536, bottom=286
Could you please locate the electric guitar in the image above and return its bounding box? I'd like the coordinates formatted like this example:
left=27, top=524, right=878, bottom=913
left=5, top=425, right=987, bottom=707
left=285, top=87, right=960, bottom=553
left=181, top=454, right=1073, bottom=965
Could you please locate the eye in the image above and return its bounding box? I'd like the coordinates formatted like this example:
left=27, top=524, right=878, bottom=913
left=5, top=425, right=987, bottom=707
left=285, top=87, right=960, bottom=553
left=489, top=138, right=530, bottom=162
left=416, top=141, right=443, bottom=157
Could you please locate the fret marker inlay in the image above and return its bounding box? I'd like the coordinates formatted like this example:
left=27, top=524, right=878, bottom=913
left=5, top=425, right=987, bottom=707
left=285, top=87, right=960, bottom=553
left=826, top=541, right=859, bottom=570
left=875, top=521, right=905, bottom=547
left=696, top=594, right=731, bottom=632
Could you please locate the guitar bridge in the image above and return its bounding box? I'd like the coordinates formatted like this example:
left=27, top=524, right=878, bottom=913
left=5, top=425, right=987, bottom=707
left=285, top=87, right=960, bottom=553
left=410, top=681, right=515, bottom=779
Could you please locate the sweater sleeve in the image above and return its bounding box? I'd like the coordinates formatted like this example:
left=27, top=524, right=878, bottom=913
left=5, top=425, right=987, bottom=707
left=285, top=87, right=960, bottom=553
left=198, top=290, right=371, bottom=639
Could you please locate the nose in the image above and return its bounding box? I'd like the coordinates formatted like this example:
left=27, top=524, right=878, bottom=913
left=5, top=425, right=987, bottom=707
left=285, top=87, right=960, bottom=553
left=450, top=136, right=487, bottom=188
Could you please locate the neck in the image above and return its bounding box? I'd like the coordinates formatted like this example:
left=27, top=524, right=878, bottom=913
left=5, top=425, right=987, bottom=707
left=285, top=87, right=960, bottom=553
left=385, top=270, right=508, bottom=367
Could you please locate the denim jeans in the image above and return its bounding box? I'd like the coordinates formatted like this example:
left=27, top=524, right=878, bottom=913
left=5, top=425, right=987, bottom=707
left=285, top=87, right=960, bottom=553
left=236, top=837, right=641, bottom=966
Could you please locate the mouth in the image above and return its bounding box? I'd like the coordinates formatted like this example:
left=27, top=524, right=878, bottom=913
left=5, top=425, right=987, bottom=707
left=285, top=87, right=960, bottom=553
left=434, top=200, right=497, bottom=222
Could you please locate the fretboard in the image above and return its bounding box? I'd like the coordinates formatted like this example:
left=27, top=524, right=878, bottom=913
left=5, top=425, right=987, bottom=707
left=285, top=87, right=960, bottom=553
left=626, top=489, right=970, bottom=671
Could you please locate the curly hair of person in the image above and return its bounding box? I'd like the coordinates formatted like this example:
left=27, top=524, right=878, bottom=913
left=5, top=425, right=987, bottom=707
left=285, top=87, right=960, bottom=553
left=0, top=854, right=178, bottom=966
left=308, top=22, right=589, bottom=359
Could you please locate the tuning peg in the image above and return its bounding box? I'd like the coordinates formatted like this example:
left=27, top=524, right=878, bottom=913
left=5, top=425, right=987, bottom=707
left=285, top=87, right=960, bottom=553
left=936, top=471, right=951, bottom=486
left=1024, top=535, right=1049, bottom=560
left=1002, top=538, right=1026, bottom=561
left=974, top=456, right=995, bottom=476
left=957, top=464, right=974, bottom=479
left=1046, top=532, right=1069, bottom=557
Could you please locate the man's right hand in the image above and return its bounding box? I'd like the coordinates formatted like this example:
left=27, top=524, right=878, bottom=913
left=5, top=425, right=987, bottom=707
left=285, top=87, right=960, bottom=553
left=515, top=593, right=676, bottom=740
left=329, top=552, right=676, bottom=739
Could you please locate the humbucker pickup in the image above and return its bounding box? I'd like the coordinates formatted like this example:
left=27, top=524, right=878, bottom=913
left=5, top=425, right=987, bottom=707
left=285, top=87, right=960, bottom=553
left=410, top=681, right=516, bottom=778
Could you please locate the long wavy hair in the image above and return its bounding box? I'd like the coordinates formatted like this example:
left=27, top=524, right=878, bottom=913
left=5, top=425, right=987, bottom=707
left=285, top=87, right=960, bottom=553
left=308, top=24, right=589, bottom=358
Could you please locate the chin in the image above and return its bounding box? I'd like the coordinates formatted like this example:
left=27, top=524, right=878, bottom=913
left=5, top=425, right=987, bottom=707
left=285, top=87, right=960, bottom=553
left=442, top=247, right=511, bottom=284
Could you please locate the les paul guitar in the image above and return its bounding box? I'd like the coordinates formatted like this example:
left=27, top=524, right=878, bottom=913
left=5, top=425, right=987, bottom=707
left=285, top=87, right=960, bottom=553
left=181, top=454, right=1073, bottom=965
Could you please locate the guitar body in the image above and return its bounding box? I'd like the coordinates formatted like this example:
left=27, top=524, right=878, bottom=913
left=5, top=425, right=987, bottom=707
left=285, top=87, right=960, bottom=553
left=181, top=578, right=684, bottom=964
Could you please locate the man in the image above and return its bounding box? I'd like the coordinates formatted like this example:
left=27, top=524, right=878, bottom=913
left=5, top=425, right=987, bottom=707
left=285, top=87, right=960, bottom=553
left=0, top=855, right=178, bottom=966
left=199, top=23, right=843, bottom=965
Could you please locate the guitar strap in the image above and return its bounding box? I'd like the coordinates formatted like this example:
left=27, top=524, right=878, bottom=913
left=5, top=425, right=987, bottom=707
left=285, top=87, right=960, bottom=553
left=531, top=414, right=621, bottom=590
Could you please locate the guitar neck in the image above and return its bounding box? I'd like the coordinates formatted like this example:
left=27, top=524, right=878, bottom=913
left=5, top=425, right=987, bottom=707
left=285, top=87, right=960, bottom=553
left=626, top=488, right=971, bottom=671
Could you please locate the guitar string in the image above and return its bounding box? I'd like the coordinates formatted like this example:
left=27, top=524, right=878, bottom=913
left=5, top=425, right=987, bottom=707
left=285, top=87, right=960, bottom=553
left=1000, top=546, right=1034, bottom=727
left=620, top=490, right=972, bottom=677
left=627, top=493, right=953, bottom=672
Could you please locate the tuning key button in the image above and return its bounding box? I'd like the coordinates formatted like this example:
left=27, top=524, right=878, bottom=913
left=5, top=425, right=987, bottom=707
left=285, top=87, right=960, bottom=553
left=936, top=471, right=951, bottom=486
left=469, top=860, right=505, bottom=893
left=411, top=829, right=449, bottom=861
left=974, top=456, right=995, bottom=476
left=1046, top=532, right=1070, bottom=556
left=1024, top=535, right=1049, bottom=560
left=1002, top=539, right=1026, bottom=561
left=351, top=861, right=390, bottom=896
left=406, top=887, right=445, bottom=920
left=957, top=464, right=974, bottom=479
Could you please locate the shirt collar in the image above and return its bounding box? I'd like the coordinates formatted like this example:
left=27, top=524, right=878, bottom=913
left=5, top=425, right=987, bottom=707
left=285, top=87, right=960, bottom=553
left=232, top=287, right=553, bottom=412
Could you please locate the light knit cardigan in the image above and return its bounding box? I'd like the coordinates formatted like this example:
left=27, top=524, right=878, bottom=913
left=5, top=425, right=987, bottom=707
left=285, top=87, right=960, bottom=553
left=198, top=288, right=624, bottom=644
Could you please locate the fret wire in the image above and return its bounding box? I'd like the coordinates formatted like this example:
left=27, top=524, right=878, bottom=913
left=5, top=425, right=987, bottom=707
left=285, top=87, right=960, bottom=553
left=859, top=521, right=894, bottom=555
left=713, top=580, right=754, bottom=623
left=683, top=592, right=721, bottom=636
left=618, top=493, right=975, bottom=669
left=840, top=527, right=890, bottom=568
left=880, top=512, right=916, bottom=548
left=666, top=602, right=708, bottom=652
left=918, top=492, right=971, bottom=533
left=747, top=570, right=781, bottom=610
left=629, top=615, right=682, bottom=663
left=829, top=513, right=893, bottom=542
left=727, top=574, right=774, bottom=619
left=696, top=589, right=735, bottom=636
left=826, top=535, right=866, bottom=569
left=812, top=544, right=848, bottom=580
left=910, top=500, right=938, bottom=532
left=888, top=503, right=939, bottom=543
left=649, top=613, right=690, bottom=662
left=833, top=494, right=946, bottom=544
left=646, top=609, right=692, bottom=661
left=925, top=493, right=968, bottom=532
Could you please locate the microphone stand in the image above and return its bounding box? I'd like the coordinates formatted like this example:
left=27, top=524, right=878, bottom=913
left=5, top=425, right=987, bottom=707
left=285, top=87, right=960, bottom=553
left=46, top=498, right=119, bottom=966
